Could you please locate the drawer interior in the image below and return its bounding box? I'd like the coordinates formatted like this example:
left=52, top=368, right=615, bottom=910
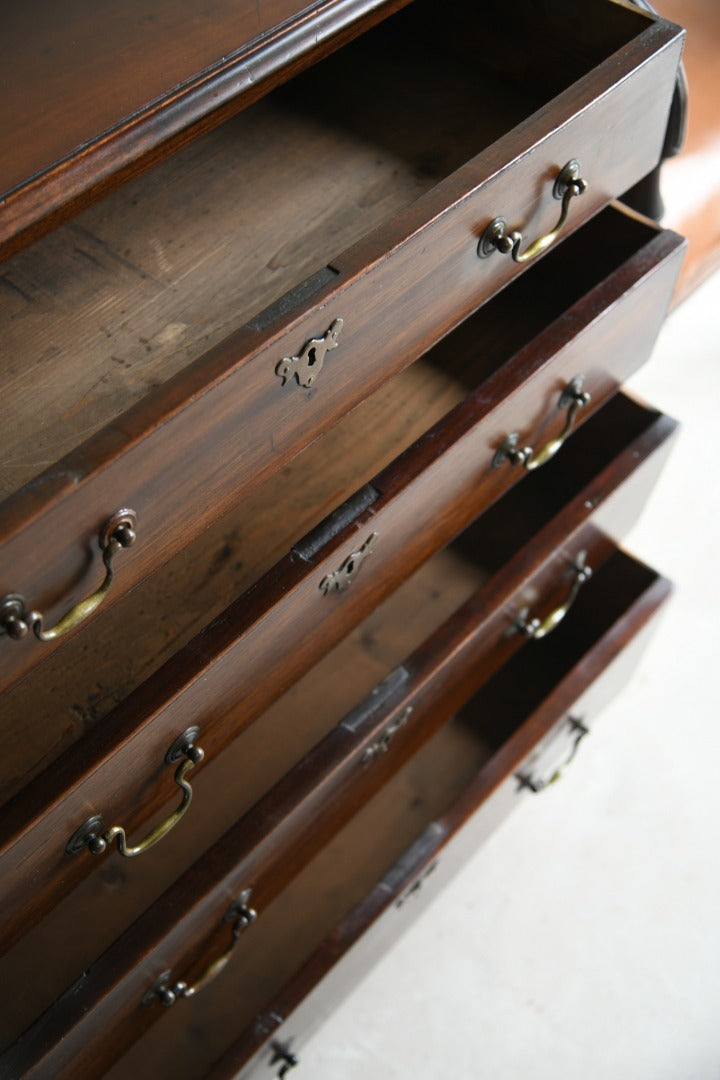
left=0, top=0, right=653, bottom=501
left=0, top=208, right=665, bottom=800
left=100, top=548, right=661, bottom=1080
left=0, top=398, right=667, bottom=1046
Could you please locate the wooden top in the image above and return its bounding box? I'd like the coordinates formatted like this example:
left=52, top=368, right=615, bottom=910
left=0, top=0, right=405, bottom=258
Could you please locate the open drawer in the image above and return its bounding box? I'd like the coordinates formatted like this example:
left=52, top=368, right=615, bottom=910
left=0, top=207, right=684, bottom=794
left=207, top=553, right=672, bottom=1080
left=0, top=387, right=678, bottom=963
left=0, top=546, right=671, bottom=1078
left=0, top=0, right=684, bottom=689
left=0, top=203, right=685, bottom=956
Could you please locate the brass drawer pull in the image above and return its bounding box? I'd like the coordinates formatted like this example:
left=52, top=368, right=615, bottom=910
left=478, top=159, right=588, bottom=264
left=492, top=377, right=590, bottom=471
left=515, top=553, right=592, bottom=640
left=65, top=727, right=204, bottom=857
left=516, top=716, right=590, bottom=793
left=0, top=508, right=137, bottom=643
left=143, top=891, right=257, bottom=1006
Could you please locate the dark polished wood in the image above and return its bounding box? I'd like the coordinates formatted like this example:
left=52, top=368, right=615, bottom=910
left=0, top=392, right=678, bottom=1049
left=0, top=207, right=684, bottom=792
left=0, top=386, right=678, bottom=962
left=0, top=1, right=687, bottom=1074
left=207, top=560, right=672, bottom=1080
left=0, top=0, right=412, bottom=260
left=0, top=2, right=683, bottom=694
left=0, top=549, right=670, bottom=1079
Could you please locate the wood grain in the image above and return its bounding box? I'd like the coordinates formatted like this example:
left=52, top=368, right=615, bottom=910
left=1, top=549, right=671, bottom=1078
left=0, top=543, right=484, bottom=1047
left=0, top=381, right=680, bottom=958
left=0, top=0, right=414, bottom=257
left=206, top=558, right=673, bottom=1080
left=0, top=393, right=678, bottom=1047
left=0, top=208, right=683, bottom=799
left=0, top=29, right=537, bottom=502
left=0, top=10, right=684, bottom=694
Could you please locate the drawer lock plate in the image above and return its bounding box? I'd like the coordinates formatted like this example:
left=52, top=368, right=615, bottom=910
left=275, top=318, right=343, bottom=388
left=319, top=531, right=377, bottom=594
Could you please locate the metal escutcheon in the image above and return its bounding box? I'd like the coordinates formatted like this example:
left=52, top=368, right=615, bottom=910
left=361, top=706, right=412, bottom=763
left=319, top=532, right=377, bottom=594
left=0, top=509, right=137, bottom=643
left=65, top=727, right=204, bottom=858
left=275, top=318, right=343, bottom=388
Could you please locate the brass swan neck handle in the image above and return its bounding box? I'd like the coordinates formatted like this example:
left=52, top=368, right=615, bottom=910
left=478, top=160, right=588, bottom=264
left=0, top=509, right=137, bottom=643
left=65, top=727, right=204, bottom=858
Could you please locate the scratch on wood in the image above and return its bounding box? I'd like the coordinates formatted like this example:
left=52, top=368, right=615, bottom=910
left=66, top=223, right=162, bottom=285
left=72, top=246, right=103, bottom=269
left=22, top=466, right=83, bottom=491
left=0, top=275, right=34, bottom=304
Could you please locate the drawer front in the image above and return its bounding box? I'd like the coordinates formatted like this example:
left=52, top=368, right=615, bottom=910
left=6, top=548, right=669, bottom=1080
left=0, top=207, right=685, bottom=694
left=206, top=555, right=673, bottom=1080
left=0, top=387, right=679, bottom=958
left=0, top=7, right=684, bottom=691
left=0, top=520, right=673, bottom=1072
left=0, top=207, right=684, bottom=803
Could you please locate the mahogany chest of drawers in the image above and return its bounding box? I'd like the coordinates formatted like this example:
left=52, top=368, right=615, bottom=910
left=0, top=1, right=685, bottom=1076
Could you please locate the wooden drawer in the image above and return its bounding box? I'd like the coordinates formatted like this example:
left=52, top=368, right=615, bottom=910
left=0, top=368, right=679, bottom=961
left=0, top=0, right=683, bottom=690
left=0, top=392, right=676, bottom=1055
left=0, top=206, right=683, bottom=803
left=0, top=205, right=685, bottom=940
left=0, top=546, right=671, bottom=1078
left=209, top=552, right=672, bottom=1080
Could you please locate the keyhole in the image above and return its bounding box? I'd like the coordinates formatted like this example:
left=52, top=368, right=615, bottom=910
left=306, top=346, right=317, bottom=367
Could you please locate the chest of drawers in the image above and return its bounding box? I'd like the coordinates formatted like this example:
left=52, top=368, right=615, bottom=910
left=0, top=1, right=685, bottom=1076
